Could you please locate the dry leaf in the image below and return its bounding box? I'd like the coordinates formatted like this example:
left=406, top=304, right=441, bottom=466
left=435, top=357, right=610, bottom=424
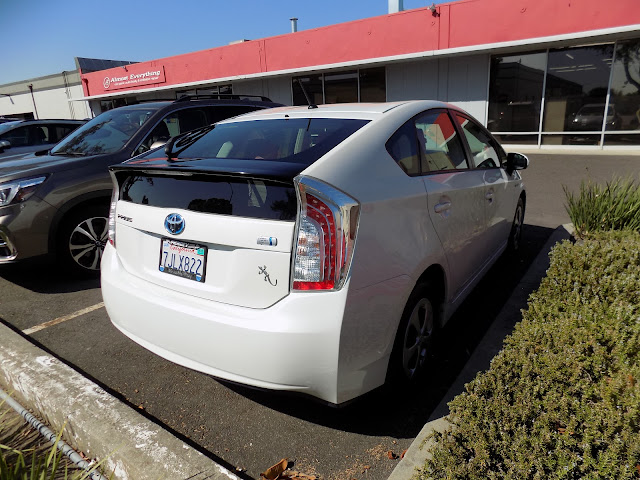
left=261, top=458, right=288, bottom=480
left=400, top=449, right=408, bottom=459
left=387, top=450, right=399, bottom=460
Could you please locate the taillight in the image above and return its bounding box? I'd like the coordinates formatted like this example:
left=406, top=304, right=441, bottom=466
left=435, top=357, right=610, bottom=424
left=292, top=177, right=360, bottom=291
left=107, top=181, right=118, bottom=247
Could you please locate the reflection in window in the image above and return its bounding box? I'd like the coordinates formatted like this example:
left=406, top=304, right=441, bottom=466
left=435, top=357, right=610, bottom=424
left=418, top=111, right=467, bottom=171
left=456, top=114, right=503, bottom=169
left=488, top=52, right=545, bottom=132
left=292, top=75, right=323, bottom=106
left=325, top=71, right=358, bottom=103
left=293, top=67, right=386, bottom=105
left=360, top=67, right=386, bottom=102
left=608, top=39, right=640, bottom=132
left=543, top=44, right=614, bottom=145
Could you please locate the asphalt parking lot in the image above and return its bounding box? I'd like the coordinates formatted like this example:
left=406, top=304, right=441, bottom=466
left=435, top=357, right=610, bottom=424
left=0, top=152, right=637, bottom=480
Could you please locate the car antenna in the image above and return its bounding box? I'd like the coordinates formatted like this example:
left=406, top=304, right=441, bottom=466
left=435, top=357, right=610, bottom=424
left=295, top=78, right=318, bottom=109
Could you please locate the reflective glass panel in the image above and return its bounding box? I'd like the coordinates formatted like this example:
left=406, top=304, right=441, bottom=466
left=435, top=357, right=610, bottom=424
left=292, top=75, right=323, bottom=106
left=543, top=44, right=614, bottom=135
left=360, top=67, right=386, bottom=102
left=604, top=133, right=640, bottom=146
left=324, top=71, right=358, bottom=104
left=493, top=134, right=539, bottom=145
left=608, top=39, right=640, bottom=132
left=541, top=134, right=601, bottom=146
left=488, top=52, right=546, bottom=132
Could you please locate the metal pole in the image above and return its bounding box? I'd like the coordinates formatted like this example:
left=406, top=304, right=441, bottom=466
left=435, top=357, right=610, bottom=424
left=28, top=84, right=39, bottom=119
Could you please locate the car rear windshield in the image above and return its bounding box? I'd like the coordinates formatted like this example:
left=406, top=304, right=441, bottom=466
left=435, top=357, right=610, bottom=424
left=51, top=107, right=160, bottom=156
left=119, top=173, right=297, bottom=221
left=162, top=117, right=369, bottom=167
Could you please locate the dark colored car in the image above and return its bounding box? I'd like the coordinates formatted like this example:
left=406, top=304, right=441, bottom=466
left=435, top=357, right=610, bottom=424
left=0, top=119, right=85, bottom=158
left=0, top=96, right=281, bottom=274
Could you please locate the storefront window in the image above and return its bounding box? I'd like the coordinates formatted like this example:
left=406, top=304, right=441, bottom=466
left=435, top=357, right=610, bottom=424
left=324, top=71, right=358, bottom=103
left=293, top=75, right=323, bottom=106
left=607, top=39, right=640, bottom=133
left=488, top=52, right=545, bottom=132
left=543, top=44, right=614, bottom=145
left=360, top=67, right=386, bottom=102
left=293, top=68, right=386, bottom=105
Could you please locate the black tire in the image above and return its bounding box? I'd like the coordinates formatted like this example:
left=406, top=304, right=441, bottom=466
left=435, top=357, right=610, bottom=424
left=508, top=197, right=525, bottom=252
left=388, top=283, right=439, bottom=385
left=57, top=205, right=109, bottom=275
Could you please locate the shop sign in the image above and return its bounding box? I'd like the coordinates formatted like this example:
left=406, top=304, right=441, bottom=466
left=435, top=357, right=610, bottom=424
left=102, top=65, right=166, bottom=91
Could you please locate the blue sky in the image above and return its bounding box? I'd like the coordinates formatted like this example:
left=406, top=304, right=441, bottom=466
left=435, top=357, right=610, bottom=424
left=0, top=0, right=442, bottom=85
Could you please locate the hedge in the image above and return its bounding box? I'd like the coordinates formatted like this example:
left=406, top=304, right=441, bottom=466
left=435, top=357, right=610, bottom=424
left=420, top=231, right=640, bottom=479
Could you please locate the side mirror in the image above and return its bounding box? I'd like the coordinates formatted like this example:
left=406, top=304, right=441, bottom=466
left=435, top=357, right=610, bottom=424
left=506, top=152, right=529, bottom=175
left=0, top=140, right=11, bottom=153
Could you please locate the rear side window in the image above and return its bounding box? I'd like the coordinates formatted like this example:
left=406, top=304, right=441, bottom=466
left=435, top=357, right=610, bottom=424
left=386, top=121, right=420, bottom=175
left=385, top=109, right=467, bottom=175
left=119, top=174, right=297, bottom=221
left=164, top=118, right=369, bottom=167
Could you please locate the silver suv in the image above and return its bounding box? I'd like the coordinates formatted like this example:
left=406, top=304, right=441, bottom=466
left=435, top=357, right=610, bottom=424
left=0, top=119, right=85, bottom=158
left=0, top=96, right=281, bottom=274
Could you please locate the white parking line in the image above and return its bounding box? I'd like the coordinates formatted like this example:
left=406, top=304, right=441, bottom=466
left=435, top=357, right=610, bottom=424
left=22, top=303, right=105, bottom=335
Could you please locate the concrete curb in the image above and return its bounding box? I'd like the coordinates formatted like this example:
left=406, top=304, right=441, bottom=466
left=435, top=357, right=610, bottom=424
left=388, top=224, right=573, bottom=480
left=0, top=324, right=240, bottom=480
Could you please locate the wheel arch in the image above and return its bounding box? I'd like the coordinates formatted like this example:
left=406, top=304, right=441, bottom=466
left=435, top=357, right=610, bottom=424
left=48, top=190, right=112, bottom=254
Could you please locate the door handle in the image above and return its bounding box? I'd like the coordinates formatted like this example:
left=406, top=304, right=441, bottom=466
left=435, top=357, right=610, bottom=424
left=434, top=201, right=452, bottom=214
left=485, top=191, right=494, bottom=202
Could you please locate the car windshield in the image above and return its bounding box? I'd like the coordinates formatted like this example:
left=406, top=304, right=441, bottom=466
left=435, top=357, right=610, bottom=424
left=51, top=107, right=159, bottom=156
left=157, top=118, right=370, bottom=167
left=0, top=122, right=20, bottom=134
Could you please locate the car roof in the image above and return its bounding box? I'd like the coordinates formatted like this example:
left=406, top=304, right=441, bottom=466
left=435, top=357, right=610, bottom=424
left=218, top=100, right=452, bottom=122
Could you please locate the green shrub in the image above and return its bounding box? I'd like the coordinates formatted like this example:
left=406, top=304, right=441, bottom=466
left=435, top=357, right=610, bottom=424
left=420, top=231, right=640, bottom=480
left=564, top=177, right=640, bottom=238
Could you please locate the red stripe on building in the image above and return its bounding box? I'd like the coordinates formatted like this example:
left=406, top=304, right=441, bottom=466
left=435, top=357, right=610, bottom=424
left=81, top=0, right=640, bottom=97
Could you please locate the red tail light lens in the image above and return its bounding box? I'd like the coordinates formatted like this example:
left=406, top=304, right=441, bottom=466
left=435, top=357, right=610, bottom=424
left=292, top=177, right=359, bottom=291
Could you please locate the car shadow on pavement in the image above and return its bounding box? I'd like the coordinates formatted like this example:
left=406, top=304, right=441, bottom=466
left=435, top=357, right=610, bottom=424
left=223, top=223, right=555, bottom=439
left=0, top=257, right=100, bottom=294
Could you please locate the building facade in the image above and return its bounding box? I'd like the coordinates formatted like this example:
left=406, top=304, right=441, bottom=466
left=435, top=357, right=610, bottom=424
left=7, top=0, right=640, bottom=150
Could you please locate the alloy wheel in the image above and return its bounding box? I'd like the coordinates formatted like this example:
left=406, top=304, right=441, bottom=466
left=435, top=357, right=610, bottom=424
left=402, top=297, right=434, bottom=380
left=68, top=216, right=108, bottom=270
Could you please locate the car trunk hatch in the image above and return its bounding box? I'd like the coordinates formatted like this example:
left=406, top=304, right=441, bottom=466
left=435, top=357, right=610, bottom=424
left=111, top=170, right=297, bottom=309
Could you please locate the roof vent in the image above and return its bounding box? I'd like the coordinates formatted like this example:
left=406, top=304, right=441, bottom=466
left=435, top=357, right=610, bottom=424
left=388, top=0, right=404, bottom=13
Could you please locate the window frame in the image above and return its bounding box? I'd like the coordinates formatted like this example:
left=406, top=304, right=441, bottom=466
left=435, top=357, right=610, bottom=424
left=385, top=108, right=471, bottom=177
left=452, top=110, right=508, bottom=170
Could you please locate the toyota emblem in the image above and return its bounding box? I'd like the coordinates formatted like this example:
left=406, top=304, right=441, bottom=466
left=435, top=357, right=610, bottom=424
left=164, top=213, right=185, bottom=235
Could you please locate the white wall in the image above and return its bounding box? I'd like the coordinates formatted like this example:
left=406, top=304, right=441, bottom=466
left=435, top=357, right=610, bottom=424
left=0, top=85, right=90, bottom=120
left=233, top=77, right=292, bottom=105
left=387, top=54, right=489, bottom=124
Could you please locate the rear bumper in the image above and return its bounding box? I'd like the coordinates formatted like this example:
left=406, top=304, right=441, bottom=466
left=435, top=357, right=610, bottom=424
left=101, top=243, right=350, bottom=404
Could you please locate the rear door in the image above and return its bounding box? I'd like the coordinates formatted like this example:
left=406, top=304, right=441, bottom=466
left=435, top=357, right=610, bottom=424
left=112, top=172, right=297, bottom=308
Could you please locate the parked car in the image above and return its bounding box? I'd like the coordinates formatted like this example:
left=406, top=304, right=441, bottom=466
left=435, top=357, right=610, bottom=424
left=0, top=119, right=85, bottom=158
left=101, top=101, right=529, bottom=405
left=571, top=103, right=621, bottom=131
left=0, top=96, right=281, bottom=274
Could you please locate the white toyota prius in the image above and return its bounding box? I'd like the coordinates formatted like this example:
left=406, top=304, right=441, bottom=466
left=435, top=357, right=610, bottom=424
left=101, top=101, right=528, bottom=405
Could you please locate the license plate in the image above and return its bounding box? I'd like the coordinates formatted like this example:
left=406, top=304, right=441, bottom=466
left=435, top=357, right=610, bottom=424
left=159, top=238, right=207, bottom=282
